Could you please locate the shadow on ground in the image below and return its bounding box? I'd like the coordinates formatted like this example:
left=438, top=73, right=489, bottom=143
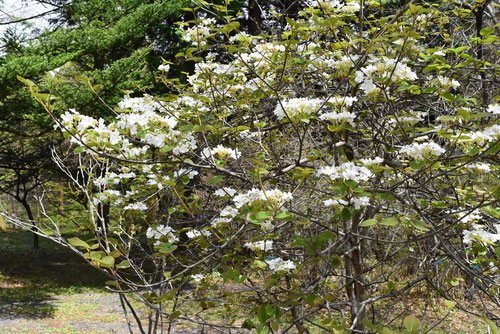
left=0, top=229, right=107, bottom=320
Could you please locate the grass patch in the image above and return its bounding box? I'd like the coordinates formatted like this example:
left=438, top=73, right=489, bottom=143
left=0, top=229, right=107, bottom=321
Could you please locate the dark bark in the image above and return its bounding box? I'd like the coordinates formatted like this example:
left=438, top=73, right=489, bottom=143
left=21, top=200, right=39, bottom=250
left=247, top=0, right=263, bottom=35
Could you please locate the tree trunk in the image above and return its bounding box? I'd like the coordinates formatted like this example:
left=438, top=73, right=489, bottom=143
left=344, top=214, right=365, bottom=333
left=21, top=200, right=39, bottom=250
left=247, top=0, right=263, bottom=35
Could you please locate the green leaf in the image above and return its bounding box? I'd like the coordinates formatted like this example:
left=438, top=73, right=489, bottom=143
left=73, top=146, right=86, bottom=154
left=410, top=220, right=430, bottom=232
left=99, top=256, right=115, bottom=269
left=158, top=243, right=178, bottom=254
left=258, top=305, right=268, bottom=324
left=359, top=219, right=378, bottom=227
left=68, top=237, right=90, bottom=250
left=207, top=175, right=224, bottom=186
left=485, top=318, right=499, bottom=334
left=340, top=207, right=351, bottom=221
left=403, top=315, right=420, bottom=333
left=116, top=260, right=131, bottom=269
left=380, top=217, right=398, bottom=226
left=222, top=269, right=245, bottom=283
left=479, top=27, right=494, bottom=37
left=275, top=211, right=292, bottom=219
left=255, top=211, right=273, bottom=221
left=242, top=319, right=255, bottom=330
left=168, top=310, right=182, bottom=321
left=331, top=256, right=342, bottom=268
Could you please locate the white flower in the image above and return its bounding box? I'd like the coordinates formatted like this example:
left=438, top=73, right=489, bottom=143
left=261, top=220, right=275, bottom=232
left=220, top=205, right=239, bottom=218
left=468, top=162, right=491, bottom=173
left=317, top=162, right=374, bottom=182
left=309, top=0, right=360, bottom=13
left=323, top=198, right=348, bottom=207
left=232, top=188, right=293, bottom=209
left=174, top=168, right=198, bottom=179
left=210, top=217, right=231, bottom=227
left=266, top=257, right=296, bottom=272
left=456, top=209, right=482, bottom=224
left=486, top=104, right=500, bottom=115
left=359, top=79, right=379, bottom=95
left=244, top=240, right=274, bottom=251
left=359, top=157, right=384, bottom=165
left=463, top=124, right=500, bottom=145
left=146, top=225, right=179, bottom=243
left=214, top=187, right=237, bottom=197
left=463, top=224, right=500, bottom=245
left=399, top=142, right=445, bottom=160
left=173, top=133, right=197, bottom=155
left=436, top=75, right=460, bottom=89
left=202, top=145, right=240, bottom=160
left=351, top=196, right=370, bottom=209
left=118, top=95, right=164, bottom=113
left=329, top=96, right=358, bottom=108
left=273, top=98, right=324, bottom=120
left=319, top=111, right=356, bottom=126
left=143, top=133, right=167, bottom=148
left=158, top=64, right=170, bottom=72
left=191, top=274, right=205, bottom=283
left=124, top=202, right=148, bottom=211
left=186, top=229, right=212, bottom=239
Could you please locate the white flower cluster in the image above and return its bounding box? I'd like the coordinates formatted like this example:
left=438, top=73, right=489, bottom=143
left=318, top=96, right=358, bottom=125
left=214, top=187, right=237, bottom=197
left=323, top=196, right=370, bottom=209
left=309, top=0, right=360, bottom=13
left=186, top=229, right=212, bottom=239
left=191, top=274, right=205, bottom=283
left=158, top=64, right=170, bottom=72
left=396, top=111, right=428, bottom=124
left=124, top=202, right=148, bottom=211
left=456, top=209, right=482, bottom=224
left=244, top=240, right=274, bottom=251
left=92, top=189, right=121, bottom=206
left=355, top=57, right=418, bottom=95
left=467, top=162, right=491, bottom=173
left=435, top=75, right=460, bottom=90
left=93, top=171, right=136, bottom=187
left=182, top=18, right=216, bottom=47
left=329, top=96, right=358, bottom=107
left=57, top=109, right=97, bottom=132
left=202, top=145, right=240, bottom=160
left=359, top=157, right=384, bottom=165
left=274, top=98, right=324, bottom=121
left=463, top=224, right=500, bottom=245
left=319, top=111, right=356, bottom=126
left=399, top=142, right=445, bottom=160
left=463, top=124, right=500, bottom=145
left=57, top=95, right=198, bottom=159
left=233, top=188, right=293, bottom=209
left=209, top=188, right=292, bottom=228
left=317, top=162, right=374, bottom=182
left=146, top=225, right=179, bottom=245
left=486, top=103, right=500, bottom=115
left=266, top=257, right=296, bottom=272
left=174, top=168, right=198, bottom=179
left=118, top=95, right=165, bottom=113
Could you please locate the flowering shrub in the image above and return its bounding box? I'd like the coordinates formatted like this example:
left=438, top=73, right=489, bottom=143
left=8, top=1, right=499, bottom=333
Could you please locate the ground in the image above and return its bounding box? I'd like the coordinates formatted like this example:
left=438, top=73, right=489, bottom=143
left=0, top=229, right=496, bottom=333
left=0, top=229, right=134, bottom=333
